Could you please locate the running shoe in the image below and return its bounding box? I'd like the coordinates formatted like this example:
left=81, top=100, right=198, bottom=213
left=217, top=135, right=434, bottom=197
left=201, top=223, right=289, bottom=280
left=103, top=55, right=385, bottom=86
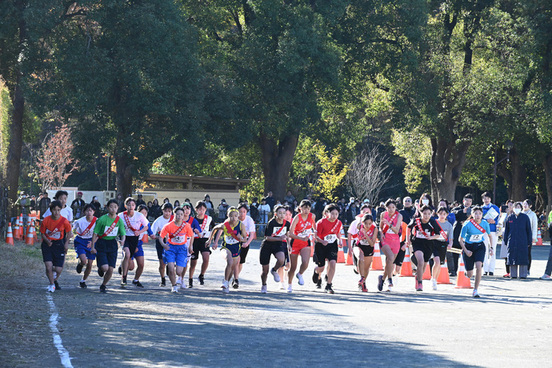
left=296, top=273, right=304, bottom=286
left=98, top=268, right=105, bottom=277
left=312, top=270, right=320, bottom=284
left=431, top=278, right=437, bottom=291
left=188, top=278, right=193, bottom=288
left=118, top=266, right=122, bottom=275
left=271, top=268, right=281, bottom=282
left=287, top=284, right=293, bottom=293
left=76, top=262, right=83, bottom=274
left=160, top=277, right=166, bottom=287
left=416, top=280, right=423, bottom=291
left=377, top=275, right=384, bottom=292
left=540, top=274, right=551, bottom=280
left=132, top=280, right=144, bottom=288
left=232, top=279, right=239, bottom=289
left=360, top=282, right=368, bottom=292
left=222, top=285, right=230, bottom=294
left=261, top=284, right=268, bottom=293
left=54, top=280, right=61, bottom=290
left=316, top=278, right=322, bottom=289
left=198, top=274, right=205, bottom=285
left=503, top=273, right=510, bottom=278
left=484, top=272, right=488, bottom=276
left=473, top=289, right=480, bottom=298
left=325, top=283, right=334, bottom=294
left=489, top=272, right=494, bottom=276
left=171, top=285, right=178, bottom=293
left=47, top=284, right=55, bottom=293
left=100, top=284, right=107, bottom=293
left=121, top=276, right=127, bottom=287
left=388, top=278, right=394, bottom=288
left=79, top=281, right=87, bottom=289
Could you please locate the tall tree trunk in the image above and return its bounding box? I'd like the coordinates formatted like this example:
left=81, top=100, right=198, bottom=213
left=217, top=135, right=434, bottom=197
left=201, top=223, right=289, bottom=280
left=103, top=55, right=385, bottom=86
left=430, top=137, right=470, bottom=202
left=114, top=134, right=133, bottom=197
left=259, top=132, right=299, bottom=202
left=4, top=76, right=24, bottom=204
left=498, top=147, right=526, bottom=201
left=543, top=152, right=552, bottom=213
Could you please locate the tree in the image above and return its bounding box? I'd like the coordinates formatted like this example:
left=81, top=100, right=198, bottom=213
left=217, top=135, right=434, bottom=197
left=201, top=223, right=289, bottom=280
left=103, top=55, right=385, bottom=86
left=346, top=146, right=392, bottom=203
left=30, top=0, right=206, bottom=196
left=36, top=123, right=79, bottom=190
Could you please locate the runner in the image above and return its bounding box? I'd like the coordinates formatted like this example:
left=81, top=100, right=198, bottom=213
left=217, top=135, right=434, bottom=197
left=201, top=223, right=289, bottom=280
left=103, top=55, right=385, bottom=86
left=72, top=204, right=97, bottom=288
left=258, top=205, right=290, bottom=293
left=378, top=199, right=403, bottom=292
left=431, top=206, right=453, bottom=290
left=43, top=190, right=74, bottom=222
left=450, top=194, right=473, bottom=276
left=459, top=206, right=491, bottom=297
left=406, top=205, right=441, bottom=291
left=159, top=206, right=194, bottom=293
left=151, top=203, right=174, bottom=286
left=278, top=206, right=294, bottom=290
left=394, top=197, right=415, bottom=275
left=178, top=202, right=201, bottom=288
left=125, top=204, right=153, bottom=287
left=188, top=201, right=215, bottom=287
left=209, top=207, right=246, bottom=293
left=90, top=199, right=126, bottom=293
left=313, top=203, right=343, bottom=294
left=348, top=204, right=372, bottom=274
left=288, top=200, right=316, bottom=292
left=119, top=197, right=149, bottom=287
left=356, top=214, right=378, bottom=292
left=41, top=201, right=72, bottom=292
left=481, top=192, right=500, bottom=276
left=232, top=203, right=256, bottom=289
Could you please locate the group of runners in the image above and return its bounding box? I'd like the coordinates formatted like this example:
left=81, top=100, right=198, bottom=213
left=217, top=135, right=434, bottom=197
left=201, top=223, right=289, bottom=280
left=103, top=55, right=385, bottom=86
left=39, top=190, right=507, bottom=297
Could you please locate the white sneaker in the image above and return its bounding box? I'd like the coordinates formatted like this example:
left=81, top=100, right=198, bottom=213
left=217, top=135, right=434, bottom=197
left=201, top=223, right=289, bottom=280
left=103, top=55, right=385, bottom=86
left=261, top=285, right=268, bottom=293
left=171, top=285, right=178, bottom=293
left=271, top=268, right=281, bottom=282
left=222, top=285, right=230, bottom=294
left=287, top=284, right=293, bottom=293
left=296, top=273, right=304, bottom=285
left=47, top=284, right=55, bottom=293
left=473, top=289, right=481, bottom=298
left=280, top=282, right=285, bottom=290
left=540, top=274, right=551, bottom=280
left=221, top=280, right=229, bottom=289
left=431, top=278, right=438, bottom=291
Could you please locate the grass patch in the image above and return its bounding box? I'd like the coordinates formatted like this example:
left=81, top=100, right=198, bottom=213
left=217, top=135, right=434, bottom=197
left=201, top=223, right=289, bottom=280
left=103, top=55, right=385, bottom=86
left=0, top=242, right=44, bottom=282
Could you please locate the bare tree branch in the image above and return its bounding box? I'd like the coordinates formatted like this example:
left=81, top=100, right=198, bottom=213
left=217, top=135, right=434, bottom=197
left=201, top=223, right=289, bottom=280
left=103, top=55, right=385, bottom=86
left=346, top=146, right=392, bottom=203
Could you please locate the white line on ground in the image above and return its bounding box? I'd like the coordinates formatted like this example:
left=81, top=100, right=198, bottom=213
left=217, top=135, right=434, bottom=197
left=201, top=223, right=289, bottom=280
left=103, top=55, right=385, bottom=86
left=46, top=293, right=73, bottom=368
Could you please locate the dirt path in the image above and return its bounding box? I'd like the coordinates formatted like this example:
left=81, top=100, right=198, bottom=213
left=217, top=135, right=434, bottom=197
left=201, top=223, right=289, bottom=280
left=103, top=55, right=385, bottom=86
left=2, top=241, right=552, bottom=367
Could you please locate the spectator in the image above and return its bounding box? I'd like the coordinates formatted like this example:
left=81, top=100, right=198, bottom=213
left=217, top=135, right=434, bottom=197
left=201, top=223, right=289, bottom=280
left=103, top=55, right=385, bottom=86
left=15, top=192, right=30, bottom=225
left=258, top=198, right=271, bottom=233
left=218, top=199, right=229, bottom=223
left=399, top=196, right=416, bottom=225
left=30, top=195, right=36, bottom=211
left=263, top=191, right=276, bottom=211
left=504, top=202, right=532, bottom=279
left=204, top=194, right=215, bottom=216
left=395, top=197, right=403, bottom=210
left=174, top=200, right=181, bottom=208
left=116, top=193, right=125, bottom=211
left=150, top=199, right=161, bottom=219
left=376, top=202, right=386, bottom=225
left=136, top=194, right=146, bottom=206
left=71, top=191, right=86, bottom=219
left=163, top=197, right=170, bottom=205
left=284, top=190, right=295, bottom=205
left=38, top=192, right=51, bottom=218
left=90, top=196, right=102, bottom=217
left=346, top=201, right=359, bottom=224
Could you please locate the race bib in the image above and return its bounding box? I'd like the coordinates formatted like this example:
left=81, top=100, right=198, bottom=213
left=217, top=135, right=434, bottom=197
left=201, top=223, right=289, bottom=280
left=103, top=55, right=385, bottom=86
left=104, top=225, right=119, bottom=237
left=225, top=235, right=239, bottom=245
left=201, top=230, right=211, bottom=238
left=469, top=234, right=483, bottom=242
left=47, top=230, right=61, bottom=240
left=324, top=234, right=337, bottom=243
left=298, top=229, right=312, bottom=237
left=172, top=235, right=186, bottom=244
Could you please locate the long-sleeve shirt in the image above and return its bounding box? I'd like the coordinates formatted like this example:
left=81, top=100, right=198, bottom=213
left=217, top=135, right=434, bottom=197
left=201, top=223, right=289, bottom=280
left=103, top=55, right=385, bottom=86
left=523, top=209, right=538, bottom=243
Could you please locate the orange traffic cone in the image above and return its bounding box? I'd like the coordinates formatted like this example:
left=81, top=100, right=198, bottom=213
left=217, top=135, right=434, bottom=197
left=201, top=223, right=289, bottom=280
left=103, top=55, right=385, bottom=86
left=13, top=216, right=21, bottom=240
left=344, top=238, right=354, bottom=265
left=371, top=242, right=383, bottom=270
left=6, top=223, right=14, bottom=245
left=337, top=243, right=345, bottom=263
left=437, top=260, right=452, bottom=284
left=25, top=221, right=35, bottom=245
left=400, top=248, right=414, bottom=277
left=423, top=263, right=431, bottom=280
left=142, top=232, right=148, bottom=244
left=536, top=230, right=543, bottom=246
left=455, top=256, right=472, bottom=289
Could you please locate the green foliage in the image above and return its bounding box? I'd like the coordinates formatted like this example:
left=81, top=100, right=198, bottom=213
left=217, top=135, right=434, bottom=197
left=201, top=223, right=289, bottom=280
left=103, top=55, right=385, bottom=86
left=391, top=129, right=431, bottom=194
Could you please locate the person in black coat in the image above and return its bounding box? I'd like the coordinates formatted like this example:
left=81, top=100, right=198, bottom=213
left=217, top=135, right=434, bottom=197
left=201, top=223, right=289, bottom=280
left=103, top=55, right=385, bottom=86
left=503, top=202, right=532, bottom=279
